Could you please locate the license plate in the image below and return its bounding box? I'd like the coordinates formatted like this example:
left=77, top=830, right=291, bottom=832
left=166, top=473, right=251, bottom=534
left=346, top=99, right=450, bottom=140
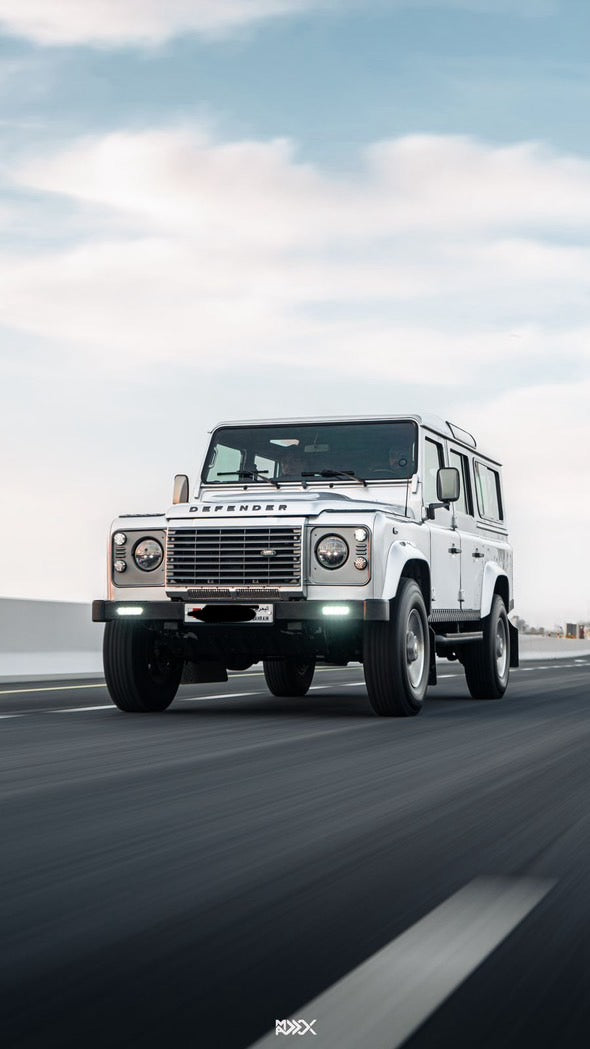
left=184, top=603, right=274, bottom=623
left=251, top=603, right=274, bottom=623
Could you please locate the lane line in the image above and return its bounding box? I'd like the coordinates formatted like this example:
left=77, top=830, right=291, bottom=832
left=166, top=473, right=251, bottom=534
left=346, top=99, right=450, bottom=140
left=180, top=690, right=260, bottom=703
left=248, top=876, right=554, bottom=1049
left=52, top=705, right=115, bottom=713
left=0, top=682, right=105, bottom=697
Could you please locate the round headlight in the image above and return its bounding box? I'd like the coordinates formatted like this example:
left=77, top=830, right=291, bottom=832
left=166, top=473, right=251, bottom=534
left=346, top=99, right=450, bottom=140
left=113, top=532, right=127, bottom=547
left=315, top=534, right=349, bottom=570
left=133, top=538, right=164, bottom=572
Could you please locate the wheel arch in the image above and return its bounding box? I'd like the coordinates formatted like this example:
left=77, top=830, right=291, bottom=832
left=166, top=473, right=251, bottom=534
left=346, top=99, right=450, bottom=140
left=382, top=543, right=431, bottom=615
left=481, top=562, right=510, bottom=619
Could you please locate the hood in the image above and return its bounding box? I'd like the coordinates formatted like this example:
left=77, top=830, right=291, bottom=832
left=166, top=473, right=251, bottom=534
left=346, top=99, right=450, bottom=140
left=166, top=489, right=412, bottom=520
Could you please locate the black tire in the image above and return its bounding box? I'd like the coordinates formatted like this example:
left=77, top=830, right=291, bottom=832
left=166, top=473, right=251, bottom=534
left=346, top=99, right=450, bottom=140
left=463, top=594, right=510, bottom=699
left=363, top=578, right=429, bottom=716
left=103, top=620, right=182, bottom=712
left=263, top=658, right=316, bottom=697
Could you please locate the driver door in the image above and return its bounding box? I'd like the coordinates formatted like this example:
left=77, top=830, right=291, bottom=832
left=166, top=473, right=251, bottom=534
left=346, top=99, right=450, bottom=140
left=423, top=437, right=461, bottom=612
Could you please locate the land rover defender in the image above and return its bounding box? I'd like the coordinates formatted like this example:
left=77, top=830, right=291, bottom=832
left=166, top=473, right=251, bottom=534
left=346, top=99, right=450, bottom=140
left=92, top=414, right=518, bottom=716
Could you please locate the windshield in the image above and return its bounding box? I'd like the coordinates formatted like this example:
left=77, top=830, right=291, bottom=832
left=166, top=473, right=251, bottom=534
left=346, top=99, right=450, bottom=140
left=202, top=421, right=418, bottom=485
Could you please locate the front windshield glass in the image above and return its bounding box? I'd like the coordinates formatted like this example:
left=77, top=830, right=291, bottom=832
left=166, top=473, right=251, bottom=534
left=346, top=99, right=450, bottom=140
left=202, top=421, right=418, bottom=484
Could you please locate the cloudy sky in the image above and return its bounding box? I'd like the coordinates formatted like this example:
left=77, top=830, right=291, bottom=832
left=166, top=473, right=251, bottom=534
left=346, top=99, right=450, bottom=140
left=1, top=0, right=589, bottom=625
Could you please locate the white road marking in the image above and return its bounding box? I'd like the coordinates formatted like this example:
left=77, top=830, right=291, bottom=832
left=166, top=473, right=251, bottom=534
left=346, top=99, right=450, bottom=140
left=52, top=705, right=114, bottom=713
left=0, top=713, right=25, bottom=719
left=248, top=875, right=554, bottom=1049
left=181, top=690, right=260, bottom=702
left=0, top=682, right=105, bottom=697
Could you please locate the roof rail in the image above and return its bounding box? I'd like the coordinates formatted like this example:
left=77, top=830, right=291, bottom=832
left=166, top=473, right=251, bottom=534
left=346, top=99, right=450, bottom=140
left=446, top=421, right=477, bottom=448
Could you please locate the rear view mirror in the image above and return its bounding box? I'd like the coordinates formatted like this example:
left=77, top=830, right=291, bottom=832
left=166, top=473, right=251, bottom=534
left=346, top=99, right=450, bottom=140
left=173, top=474, right=189, bottom=505
left=436, top=467, right=460, bottom=503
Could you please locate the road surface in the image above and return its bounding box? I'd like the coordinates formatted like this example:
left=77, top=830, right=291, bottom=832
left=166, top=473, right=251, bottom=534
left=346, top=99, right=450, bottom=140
left=2, top=657, right=590, bottom=1048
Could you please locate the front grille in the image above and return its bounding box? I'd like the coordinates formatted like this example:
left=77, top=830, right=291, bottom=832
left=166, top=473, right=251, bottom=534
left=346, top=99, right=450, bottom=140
left=166, top=527, right=303, bottom=590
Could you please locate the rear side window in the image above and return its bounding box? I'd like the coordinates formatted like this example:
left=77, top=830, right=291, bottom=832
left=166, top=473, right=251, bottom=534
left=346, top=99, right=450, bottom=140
left=449, top=450, right=473, bottom=516
left=474, top=461, right=503, bottom=520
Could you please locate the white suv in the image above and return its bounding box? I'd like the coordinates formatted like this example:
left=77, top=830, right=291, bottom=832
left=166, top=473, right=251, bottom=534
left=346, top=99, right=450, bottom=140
left=93, top=413, right=518, bottom=716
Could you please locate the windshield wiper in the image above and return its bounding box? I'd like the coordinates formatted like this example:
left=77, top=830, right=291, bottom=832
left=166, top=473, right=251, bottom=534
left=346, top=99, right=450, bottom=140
left=302, top=469, right=367, bottom=487
left=217, top=469, right=280, bottom=489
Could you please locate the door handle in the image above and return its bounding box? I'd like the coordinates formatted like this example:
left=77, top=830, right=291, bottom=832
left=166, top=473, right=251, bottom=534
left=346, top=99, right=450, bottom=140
left=448, top=546, right=461, bottom=554
left=472, top=551, right=484, bottom=558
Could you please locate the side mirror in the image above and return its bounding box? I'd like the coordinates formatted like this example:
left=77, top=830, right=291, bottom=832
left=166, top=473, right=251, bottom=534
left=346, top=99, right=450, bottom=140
left=172, top=474, right=189, bottom=505
left=436, top=467, right=460, bottom=503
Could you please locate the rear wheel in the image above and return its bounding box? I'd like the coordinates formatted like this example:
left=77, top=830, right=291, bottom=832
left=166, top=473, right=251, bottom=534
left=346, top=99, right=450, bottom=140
left=363, top=578, right=429, bottom=716
left=263, top=658, right=316, bottom=697
left=463, top=594, right=510, bottom=699
left=103, top=620, right=182, bottom=712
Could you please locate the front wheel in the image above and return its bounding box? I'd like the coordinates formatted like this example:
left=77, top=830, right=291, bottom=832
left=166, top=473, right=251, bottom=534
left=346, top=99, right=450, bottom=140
left=103, top=621, right=183, bottom=712
left=263, top=658, right=315, bottom=697
left=363, top=578, right=429, bottom=716
left=463, top=595, right=510, bottom=699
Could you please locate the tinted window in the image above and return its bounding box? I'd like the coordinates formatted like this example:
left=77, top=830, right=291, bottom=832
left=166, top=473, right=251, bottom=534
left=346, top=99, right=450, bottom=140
left=474, top=462, right=503, bottom=520
left=449, top=450, right=473, bottom=516
left=424, top=438, right=444, bottom=505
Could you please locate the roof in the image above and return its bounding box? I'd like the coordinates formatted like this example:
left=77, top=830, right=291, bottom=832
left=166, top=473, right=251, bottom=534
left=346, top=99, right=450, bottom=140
left=208, top=414, right=501, bottom=464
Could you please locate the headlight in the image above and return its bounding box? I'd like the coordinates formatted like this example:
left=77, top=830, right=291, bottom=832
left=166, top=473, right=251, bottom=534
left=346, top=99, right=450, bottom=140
left=315, top=534, right=349, bottom=570
left=133, top=538, right=164, bottom=572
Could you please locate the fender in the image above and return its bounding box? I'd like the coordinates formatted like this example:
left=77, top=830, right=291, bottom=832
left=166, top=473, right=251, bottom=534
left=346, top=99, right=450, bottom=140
left=480, top=561, right=509, bottom=619
left=381, top=541, right=431, bottom=610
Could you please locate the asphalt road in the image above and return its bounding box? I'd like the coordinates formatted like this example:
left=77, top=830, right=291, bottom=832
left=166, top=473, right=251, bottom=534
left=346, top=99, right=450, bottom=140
left=2, top=657, right=590, bottom=1049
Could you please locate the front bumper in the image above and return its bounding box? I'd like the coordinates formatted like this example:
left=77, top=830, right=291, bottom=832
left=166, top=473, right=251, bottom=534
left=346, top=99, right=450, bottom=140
left=92, top=599, right=390, bottom=623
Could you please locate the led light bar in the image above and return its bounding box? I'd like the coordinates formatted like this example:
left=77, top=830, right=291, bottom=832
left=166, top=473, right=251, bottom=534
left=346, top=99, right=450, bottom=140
left=116, top=607, right=144, bottom=617
left=321, top=605, right=350, bottom=617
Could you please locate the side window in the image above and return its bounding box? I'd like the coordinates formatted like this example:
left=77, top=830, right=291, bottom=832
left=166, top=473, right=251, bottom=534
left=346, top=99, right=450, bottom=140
left=474, top=462, right=503, bottom=520
left=424, top=438, right=444, bottom=506
left=449, top=450, right=473, bottom=515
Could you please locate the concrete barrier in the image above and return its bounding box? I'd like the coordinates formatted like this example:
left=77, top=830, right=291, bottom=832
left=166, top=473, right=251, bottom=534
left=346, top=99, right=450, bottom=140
left=518, top=635, right=590, bottom=660
left=0, top=598, right=103, bottom=682
left=0, top=598, right=588, bottom=683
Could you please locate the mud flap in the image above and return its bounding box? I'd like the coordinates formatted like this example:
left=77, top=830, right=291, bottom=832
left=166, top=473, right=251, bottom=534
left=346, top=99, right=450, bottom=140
left=428, top=626, right=437, bottom=685
left=509, top=622, right=519, bottom=668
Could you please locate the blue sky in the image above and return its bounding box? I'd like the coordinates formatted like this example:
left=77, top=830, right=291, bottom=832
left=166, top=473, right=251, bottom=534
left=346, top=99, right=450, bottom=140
left=1, top=0, right=589, bottom=623
left=2, top=2, right=590, bottom=163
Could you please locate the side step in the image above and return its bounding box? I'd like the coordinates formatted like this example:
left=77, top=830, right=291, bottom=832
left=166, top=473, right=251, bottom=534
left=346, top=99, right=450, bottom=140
left=435, top=631, right=483, bottom=648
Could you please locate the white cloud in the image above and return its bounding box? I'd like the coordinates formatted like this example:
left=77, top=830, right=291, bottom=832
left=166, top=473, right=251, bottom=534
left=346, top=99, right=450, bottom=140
left=0, top=0, right=556, bottom=47
left=470, top=381, right=590, bottom=626
left=0, top=0, right=319, bottom=47
left=4, top=129, right=590, bottom=375
left=17, top=131, right=590, bottom=243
